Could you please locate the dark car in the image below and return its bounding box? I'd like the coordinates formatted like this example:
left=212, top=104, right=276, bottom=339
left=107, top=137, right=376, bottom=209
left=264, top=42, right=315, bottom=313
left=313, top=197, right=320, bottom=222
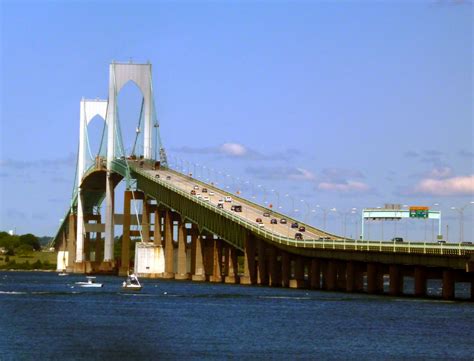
left=190, top=190, right=196, bottom=195
left=280, top=218, right=287, bottom=224
left=263, top=212, right=271, bottom=217
left=437, top=240, right=446, bottom=244
left=202, top=188, right=208, bottom=193
left=256, top=218, right=263, bottom=223
left=298, top=226, right=306, bottom=232
left=291, top=222, right=299, bottom=229
left=166, top=175, right=171, bottom=180
left=295, top=233, right=303, bottom=240
left=270, top=218, right=278, bottom=224
left=217, top=203, right=224, bottom=209
left=392, top=237, right=403, bottom=243
left=231, top=205, right=242, bottom=212
left=461, top=241, right=472, bottom=245
left=155, top=174, right=160, bottom=178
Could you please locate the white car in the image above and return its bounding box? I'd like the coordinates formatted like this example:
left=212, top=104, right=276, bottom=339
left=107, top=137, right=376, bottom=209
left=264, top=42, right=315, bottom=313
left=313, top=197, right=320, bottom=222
left=193, top=185, right=199, bottom=190
left=209, top=191, right=215, bottom=196
left=225, top=196, right=232, bottom=202
left=258, top=223, right=265, bottom=228
left=196, top=193, right=202, bottom=199
left=218, top=199, right=224, bottom=204
left=203, top=196, right=210, bottom=202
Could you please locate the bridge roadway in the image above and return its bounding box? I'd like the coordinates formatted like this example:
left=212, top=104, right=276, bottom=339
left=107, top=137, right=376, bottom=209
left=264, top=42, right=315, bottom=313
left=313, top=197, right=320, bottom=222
left=135, top=164, right=332, bottom=242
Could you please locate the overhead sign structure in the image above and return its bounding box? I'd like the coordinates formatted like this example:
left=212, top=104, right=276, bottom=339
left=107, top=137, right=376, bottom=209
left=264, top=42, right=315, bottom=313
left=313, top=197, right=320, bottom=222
left=361, top=206, right=441, bottom=241
left=409, top=206, right=429, bottom=219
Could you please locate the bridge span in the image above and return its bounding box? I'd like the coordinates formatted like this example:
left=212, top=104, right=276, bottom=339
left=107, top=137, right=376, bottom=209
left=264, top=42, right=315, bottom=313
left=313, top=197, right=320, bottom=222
left=53, top=61, right=474, bottom=301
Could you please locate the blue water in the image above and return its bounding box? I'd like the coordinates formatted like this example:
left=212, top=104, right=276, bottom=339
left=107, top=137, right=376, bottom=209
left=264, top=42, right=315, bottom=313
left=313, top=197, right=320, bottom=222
left=0, top=272, right=473, bottom=360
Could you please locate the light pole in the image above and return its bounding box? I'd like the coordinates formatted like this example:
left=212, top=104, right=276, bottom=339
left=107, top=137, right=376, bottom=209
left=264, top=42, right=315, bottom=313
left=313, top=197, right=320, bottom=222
left=432, top=203, right=440, bottom=242
left=451, top=201, right=474, bottom=243
left=285, top=194, right=295, bottom=217
left=300, top=199, right=310, bottom=224
left=270, top=189, right=280, bottom=211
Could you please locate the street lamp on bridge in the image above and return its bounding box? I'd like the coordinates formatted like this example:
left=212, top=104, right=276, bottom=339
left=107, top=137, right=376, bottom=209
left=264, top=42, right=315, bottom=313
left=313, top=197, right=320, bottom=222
left=451, top=201, right=474, bottom=243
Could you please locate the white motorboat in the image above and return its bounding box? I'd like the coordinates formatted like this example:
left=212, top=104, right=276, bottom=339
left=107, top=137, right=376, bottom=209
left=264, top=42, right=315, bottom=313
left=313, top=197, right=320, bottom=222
left=58, top=272, right=68, bottom=276
left=75, top=276, right=103, bottom=288
left=122, top=274, right=142, bottom=291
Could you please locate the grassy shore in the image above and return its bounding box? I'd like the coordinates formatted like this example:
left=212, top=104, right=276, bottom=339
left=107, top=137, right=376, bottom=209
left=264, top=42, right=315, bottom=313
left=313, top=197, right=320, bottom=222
left=0, top=251, right=57, bottom=270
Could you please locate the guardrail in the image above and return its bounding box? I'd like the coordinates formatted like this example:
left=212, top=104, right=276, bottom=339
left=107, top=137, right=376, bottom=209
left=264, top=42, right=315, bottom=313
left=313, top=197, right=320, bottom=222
left=127, top=161, right=474, bottom=257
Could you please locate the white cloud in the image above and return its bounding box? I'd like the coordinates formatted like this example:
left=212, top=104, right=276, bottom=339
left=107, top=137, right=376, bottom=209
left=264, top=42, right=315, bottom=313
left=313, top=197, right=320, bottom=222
left=412, top=175, right=474, bottom=196
left=318, top=180, right=370, bottom=193
left=289, top=168, right=316, bottom=181
left=219, top=143, right=248, bottom=157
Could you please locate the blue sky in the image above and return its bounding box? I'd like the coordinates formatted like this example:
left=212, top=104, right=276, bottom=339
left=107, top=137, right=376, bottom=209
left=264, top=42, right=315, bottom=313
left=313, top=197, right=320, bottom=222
left=0, top=0, right=472, bottom=242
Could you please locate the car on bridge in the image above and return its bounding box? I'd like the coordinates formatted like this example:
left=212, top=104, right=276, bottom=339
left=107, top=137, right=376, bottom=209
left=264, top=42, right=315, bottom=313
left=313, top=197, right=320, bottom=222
left=155, top=174, right=160, bottom=178
left=295, top=233, right=303, bottom=240
left=280, top=218, right=287, bottom=224
left=203, top=196, right=210, bottom=202
left=231, top=205, right=242, bottom=212
left=225, top=196, right=232, bottom=202
left=217, top=203, right=224, bottom=209
left=291, top=222, right=298, bottom=228
left=166, top=175, right=171, bottom=180
left=196, top=194, right=202, bottom=199
left=193, top=185, right=199, bottom=190
left=392, top=237, right=404, bottom=243
left=256, top=218, right=263, bottom=223
left=190, top=190, right=196, bottom=195
left=263, top=212, right=271, bottom=217
left=209, top=191, right=215, bottom=196
left=270, top=218, right=278, bottom=224
left=299, top=226, right=306, bottom=232
left=202, top=188, right=208, bottom=193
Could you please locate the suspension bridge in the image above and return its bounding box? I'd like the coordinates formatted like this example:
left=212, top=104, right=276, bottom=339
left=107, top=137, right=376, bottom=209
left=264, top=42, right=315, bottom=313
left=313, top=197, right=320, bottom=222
left=52, top=61, right=474, bottom=300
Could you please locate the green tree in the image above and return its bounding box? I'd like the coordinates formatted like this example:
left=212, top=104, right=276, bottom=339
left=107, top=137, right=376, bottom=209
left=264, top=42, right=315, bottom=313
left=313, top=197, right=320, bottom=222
left=19, top=233, right=41, bottom=251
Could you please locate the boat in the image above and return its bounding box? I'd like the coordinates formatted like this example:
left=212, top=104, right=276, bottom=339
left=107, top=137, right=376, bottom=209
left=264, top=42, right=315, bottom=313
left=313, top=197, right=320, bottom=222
left=58, top=272, right=68, bottom=276
left=75, top=276, right=103, bottom=288
left=121, top=274, right=142, bottom=291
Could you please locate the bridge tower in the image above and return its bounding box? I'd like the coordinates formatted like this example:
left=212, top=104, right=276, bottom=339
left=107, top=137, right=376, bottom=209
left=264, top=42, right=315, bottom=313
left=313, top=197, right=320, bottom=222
left=76, top=98, right=107, bottom=270
left=104, top=61, right=164, bottom=268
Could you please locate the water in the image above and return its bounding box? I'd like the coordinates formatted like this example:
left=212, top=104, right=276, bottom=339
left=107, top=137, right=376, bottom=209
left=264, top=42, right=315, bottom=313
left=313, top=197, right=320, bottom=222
left=0, top=272, right=473, bottom=360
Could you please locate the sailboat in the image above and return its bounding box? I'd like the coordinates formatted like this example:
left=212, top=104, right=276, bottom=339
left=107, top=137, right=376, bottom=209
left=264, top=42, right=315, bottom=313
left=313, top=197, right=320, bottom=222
left=121, top=274, right=142, bottom=291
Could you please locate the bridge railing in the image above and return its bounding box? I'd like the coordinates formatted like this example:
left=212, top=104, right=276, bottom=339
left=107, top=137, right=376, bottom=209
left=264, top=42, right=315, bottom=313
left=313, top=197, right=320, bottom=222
left=129, top=162, right=474, bottom=257
left=163, top=165, right=340, bottom=239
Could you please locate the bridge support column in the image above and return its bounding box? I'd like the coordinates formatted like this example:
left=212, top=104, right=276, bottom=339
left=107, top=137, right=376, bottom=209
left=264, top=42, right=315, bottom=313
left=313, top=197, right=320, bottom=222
left=257, top=239, right=268, bottom=286
left=102, top=172, right=115, bottom=271
left=241, top=234, right=256, bottom=285
left=309, top=259, right=320, bottom=289
left=95, top=225, right=103, bottom=265
left=290, top=257, right=306, bottom=289
left=224, top=246, right=239, bottom=284
left=281, top=251, right=290, bottom=288
left=141, top=196, right=151, bottom=243
left=175, top=219, right=190, bottom=280
left=76, top=189, right=85, bottom=266
left=367, top=263, right=383, bottom=294
left=210, top=239, right=223, bottom=283
left=119, top=191, right=132, bottom=276
left=153, top=209, right=162, bottom=246
left=442, top=269, right=455, bottom=300
left=325, top=260, right=337, bottom=291
left=191, top=227, right=206, bottom=281
left=414, top=266, right=427, bottom=297
left=389, top=265, right=403, bottom=296
left=66, top=213, right=76, bottom=273
left=268, top=246, right=280, bottom=287
left=346, top=262, right=363, bottom=292
left=336, top=262, right=346, bottom=290
left=346, top=261, right=355, bottom=292
left=162, top=209, right=175, bottom=279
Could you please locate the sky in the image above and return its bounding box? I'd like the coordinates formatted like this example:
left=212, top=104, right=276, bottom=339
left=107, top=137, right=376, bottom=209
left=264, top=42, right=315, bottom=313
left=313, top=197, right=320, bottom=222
left=0, top=0, right=472, bottom=242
